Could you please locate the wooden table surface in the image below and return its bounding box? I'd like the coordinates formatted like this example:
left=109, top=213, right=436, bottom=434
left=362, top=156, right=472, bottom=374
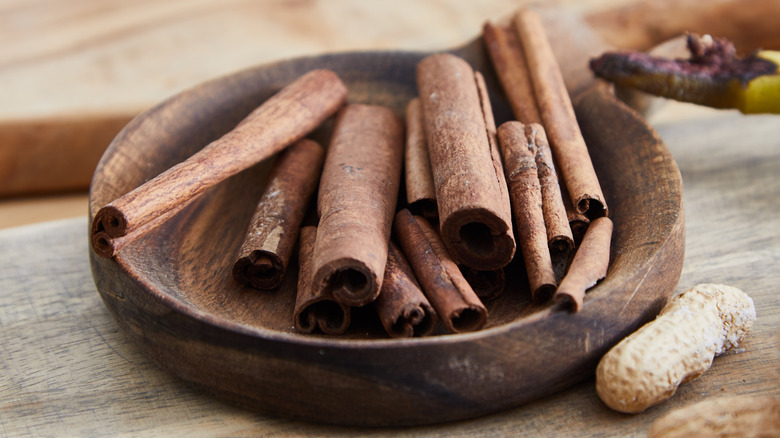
left=2, top=0, right=779, bottom=436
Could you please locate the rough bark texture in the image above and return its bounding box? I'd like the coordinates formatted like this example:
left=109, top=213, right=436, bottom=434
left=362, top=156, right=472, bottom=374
left=416, top=53, right=515, bottom=270
left=312, top=104, right=404, bottom=307
left=233, top=139, right=324, bottom=290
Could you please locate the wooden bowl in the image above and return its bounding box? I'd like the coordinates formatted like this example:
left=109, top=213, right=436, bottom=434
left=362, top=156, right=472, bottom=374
left=88, top=23, right=684, bottom=426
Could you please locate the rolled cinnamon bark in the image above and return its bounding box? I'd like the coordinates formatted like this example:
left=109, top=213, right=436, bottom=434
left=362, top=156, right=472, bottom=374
left=293, top=226, right=350, bottom=335
left=394, top=209, right=487, bottom=334
left=404, top=98, right=438, bottom=220
left=459, top=265, right=506, bottom=302
left=416, top=53, right=515, bottom=270
left=474, top=70, right=513, bottom=236
left=555, top=216, right=613, bottom=312
left=232, top=139, right=324, bottom=290
left=531, top=125, right=574, bottom=257
left=497, top=121, right=557, bottom=302
left=374, top=242, right=438, bottom=338
left=91, top=69, right=347, bottom=258
left=561, top=181, right=591, bottom=245
left=514, top=9, right=608, bottom=219
left=482, top=21, right=542, bottom=124
left=312, top=104, right=404, bottom=307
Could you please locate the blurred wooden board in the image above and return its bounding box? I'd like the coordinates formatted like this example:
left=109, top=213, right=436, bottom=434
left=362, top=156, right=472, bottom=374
left=1, top=103, right=779, bottom=436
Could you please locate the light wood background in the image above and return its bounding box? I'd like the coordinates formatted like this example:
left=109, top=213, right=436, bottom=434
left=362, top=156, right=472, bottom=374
left=0, top=0, right=631, bottom=228
left=2, top=0, right=779, bottom=436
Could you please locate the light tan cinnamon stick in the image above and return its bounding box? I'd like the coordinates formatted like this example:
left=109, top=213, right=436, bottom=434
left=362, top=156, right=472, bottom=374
left=91, top=69, right=347, bottom=258
left=232, top=139, right=324, bottom=290
left=514, top=9, right=608, bottom=219
left=531, top=124, right=574, bottom=257
left=374, top=242, right=438, bottom=338
left=555, top=216, right=613, bottom=312
left=416, top=53, right=515, bottom=270
left=312, top=104, right=404, bottom=307
left=482, top=21, right=542, bottom=124
left=403, top=98, right=437, bottom=220
left=497, top=121, right=557, bottom=302
left=294, top=226, right=350, bottom=335
left=394, top=209, right=487, bottom=334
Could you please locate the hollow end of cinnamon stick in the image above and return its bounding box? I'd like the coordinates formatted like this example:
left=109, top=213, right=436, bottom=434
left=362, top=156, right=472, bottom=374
left=459, top=265, right=505, bottom=302
left=293, top=226, right=351, bottom=334
left=316, top=261, right=378, bottom=308
left=450, top=306, right=488, bottom=333
left=407, top=199, right=438, bottom=222
left=441, top=211, right=515, bottom=271
left=533, top=283, right=557, bottom=304
left=232, top=251, right=285, bottom=290
left=376, top=242, right=438, bottom=338
left=91, top=206, right=128, bottom=257
left=387, top=305, right=437, bottom=338
left=549, top=236, right=575, bottom=258
left=91, top=230, right=116, bottom=259
left=570, top=219, right=590, bottom=245
left=554, top=289, right=587, bottom=313
left=296, top=299, right=350, bottom=335
left=576, top=196, right=608, bottom=221
left=92, top=205, right=127, bottom=238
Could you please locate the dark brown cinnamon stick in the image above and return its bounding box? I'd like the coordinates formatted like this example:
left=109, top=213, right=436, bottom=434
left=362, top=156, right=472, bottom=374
left=555, top=216, right=613, bottom=312
left=482, top=21, right=542, bottom=124
left=531, top=124, right=574, bottom=257
left=459, top=265, right=506, bottom=302
left=497, top=121, right=557, bottom=302
left=91, top=69, right=347, bottom=258
left=394, top=209, right=487, bottom=334
left=294, top=226, right=350, bottom=335
left=513, top=9, right=608, bottom=220
left=416, top=53, right=515, bottom=270
left=232, top=139, right=324, bottom=290
left=403, top=98, right=438, bottom=220
left=374, top=242, right=437, bottom=338
left=312, top=104, right=404, bottom=307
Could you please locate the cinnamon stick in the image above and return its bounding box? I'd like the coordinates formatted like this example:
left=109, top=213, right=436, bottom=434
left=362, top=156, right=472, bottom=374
left=531, top=124, right=574, bottom=257
left=561, top=181, right=591, bottom=245
left=403, top=98, right=437, bottom=220
left=416, top=53, right=515, bottom=270
left=232, top=139, right=324, bottom=290
left=555, top=216, right=613, bottom=312
left=497, top=121, right=557, bottom=302
left=374, top=242, right=437, bottom=338
left=394, top=209, right=487, bottom=334
left=91, top=69, right=347, bottom=258
left=459, top=265, right=506, bottom=302
left=293, top=226, right=350, bottom=335
left=312, top=104, right=404, bottom=307
left=513, top=9, right=608, bottom=219
left=483, top=20, right=575, bottom=258
left=482, top=21, right=542, bottom=124
left=474, top=70, right=513, bottom=236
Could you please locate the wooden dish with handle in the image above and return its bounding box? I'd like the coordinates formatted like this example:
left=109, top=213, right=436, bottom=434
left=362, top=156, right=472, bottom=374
left=88, top=7, right=685, bottom=426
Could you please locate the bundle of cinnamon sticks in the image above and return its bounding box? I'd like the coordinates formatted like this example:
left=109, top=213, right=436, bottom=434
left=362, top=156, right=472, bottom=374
left=90, top=8, right=612, bottom=338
